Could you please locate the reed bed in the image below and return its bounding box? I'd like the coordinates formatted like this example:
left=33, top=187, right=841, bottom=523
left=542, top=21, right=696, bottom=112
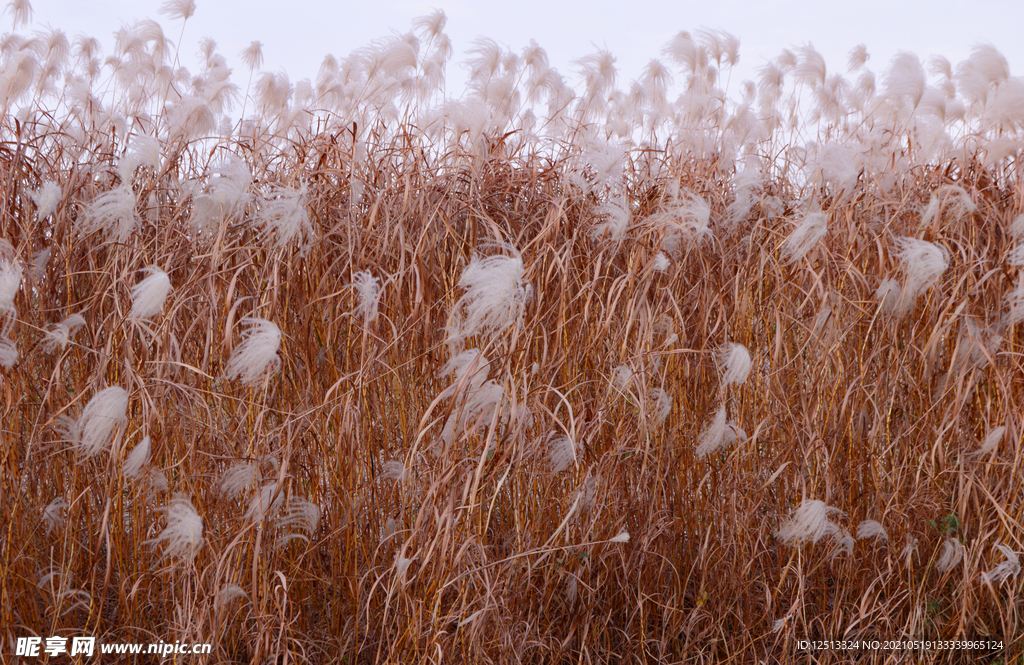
left=1, top=2, right=1023, bottom=663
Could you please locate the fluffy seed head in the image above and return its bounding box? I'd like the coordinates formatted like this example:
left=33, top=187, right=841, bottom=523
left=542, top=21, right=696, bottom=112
left=975, top=426, right=1006, bottom=456
left=879, top=237, right=949, bottom=316
left=719, top=343, right=752, bottom=386
left=244, top=482, right=285, bottom=523
left=255, top=184, right=313, bottom=250
left=42, top=313, right=86, bottom=353
left=129, top=266, right=172, bottom=320
left=148, top=494, right=204, bottom=562
left=446, top=248, right=531, bottom=345
left=0, top=334, right=16, bottom=369
left=43, top=497, right=68, bottom=535
left=547, top=434, right=577, bottom=474
left=30, top=181, right=62, bottom=218
left=0, top=250, right=22, bottom=314
left=935, top=537, right=964, bottom=573
left=379, top=460, right=406, bottom=481
left=224, top=318, right=282, bottom=385
left=776, top=499, right=845, bottom=546
left=695, top=406, right=728, bottom=458
left=77, top=184, right=138, bottom=243
left=856, top=519, right=889, bottom=542
left=901, top=536, right=919, bottom=564
left=352, top=271, right=382, bottom=322
left=981, top=544, right=1020, bottom=583
left=277, top=497, right=321, bottom=535
left=122, top=435, right=152, bottom=479
left=76, top=386, right=129, bottom=457
left=217, top=461, right=260, bottom=499
left=650, top=388, right=672, bottom=424
left=783, top=211, right=827, bottom=262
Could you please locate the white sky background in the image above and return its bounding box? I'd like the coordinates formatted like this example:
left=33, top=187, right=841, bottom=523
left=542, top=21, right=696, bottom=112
left=19, top=0, right=1024, bottom=110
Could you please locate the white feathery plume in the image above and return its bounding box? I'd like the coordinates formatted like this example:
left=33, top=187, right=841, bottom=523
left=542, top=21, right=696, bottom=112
left=277, top=497, right=321, bottom=535
left=122, top=435, right=152, bottom=479
left=1008, top=243, right=1024, bottom=274
left=445, top=248, right=531, bottom=345
left=215, top=584, right=248, bottom=611
left=981, top=544, right=1020, bottom=583
left=129, top=266, right=171, bottom=320
left=947, top=317, right=1001, bottom=377
left=650, top=388, right=672, bottom=424
left=653, top=252, right=670, bottom=271
left=395, top=555, right=414, bottom=578
left=192, top=156, right=252, bottom=235
left=217, top=461, right=260, bottom=499
left=695, top=406, right=728, bottom=459
left=934, top=537, right=964, bottom=573
left=882, top=51, right=926, bottom=108
left=591, top=195, right=630, bottom=241
left=437, top=349, right=490, bottom=399
left=144, top=468, right=169, bottom=495
left=352, top=271, right=382, bottom=323
left=547, top=434, right=577, bottom=474
left=1010, top=213, right=1024, bottom=240
left=244, top=482, right=285, bottom=523
left=224, top=318, right=282, bottom=385
left=440, top=379, right=506, bottom=445
left=898, top=237, right=950, bottom=303
left=0, top=248, right=21, bottom=314
left=1005, top=274, right=1024, bottom=326
left=782, top=211, right=827, bottom=262
left=255, top=184, right=313, bottom=250
left=848, top=44, right=869, bottom=71
left=77, top=184, right=138, bottom=243
left=718, top=343, right=752, bottom=387
left=117, top=134, right=162, bottom=182
left=723, top=422, right=747, bottom=447
left=43, top=497, right=68, bottom=535
left=611, top=364, right=638, bottom=392
left=148, top=494, right=204, bottom=562
left=7, top=0, right=32, bottom=28
left=831, top=529, right=855, bottom=560
left=776, top=499, right=845, bottom=546
left=901, top=536, right=919, bottom=565
left=0, top=333, right=16, bottom=369
left=565, top=576, right=578, bottom=607
left=656, top=191, right=712, bottom=257
left=76, top=387, right=129, bottom=457
left=610, top=531, right=630, bottom=543
left=240, top=40, right=264, bottom=70
left=379, top=460, right=406, bottom=481
left=578, top=473, right=599, bottom=512
left=920, top=185, right=976, bottom=227
left=30, top=248, right=49, bottom=282
left=875, top=278, right=902, bottom=313
left=159, top=0, right=197, bottom=21
left=30, top=181, right=62, bottom=218
left=973, top=426, right=1006, bottom=457
left=385, top=517, right=400, bottom=541
left=41, top=313, right=86, bottom=353
left=856, top=519, right=889, bottom=542
left=878, top=237, right=949, bottom=316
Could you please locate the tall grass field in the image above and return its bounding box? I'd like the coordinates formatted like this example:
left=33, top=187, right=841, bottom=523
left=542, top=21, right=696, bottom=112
left=1, top=0, right=1023, bottom=662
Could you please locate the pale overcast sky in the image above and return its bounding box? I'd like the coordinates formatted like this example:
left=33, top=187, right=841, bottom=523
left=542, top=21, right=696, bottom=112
left=20, top=0, right=1024, bottom=99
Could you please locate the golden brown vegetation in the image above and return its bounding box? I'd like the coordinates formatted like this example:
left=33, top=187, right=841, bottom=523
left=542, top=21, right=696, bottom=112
left=1, top=6, right=1024, bottom=664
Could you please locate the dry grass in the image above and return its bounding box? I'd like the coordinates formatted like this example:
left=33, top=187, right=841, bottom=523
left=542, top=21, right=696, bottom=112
left=1, top=11, right=1024, bottom=665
